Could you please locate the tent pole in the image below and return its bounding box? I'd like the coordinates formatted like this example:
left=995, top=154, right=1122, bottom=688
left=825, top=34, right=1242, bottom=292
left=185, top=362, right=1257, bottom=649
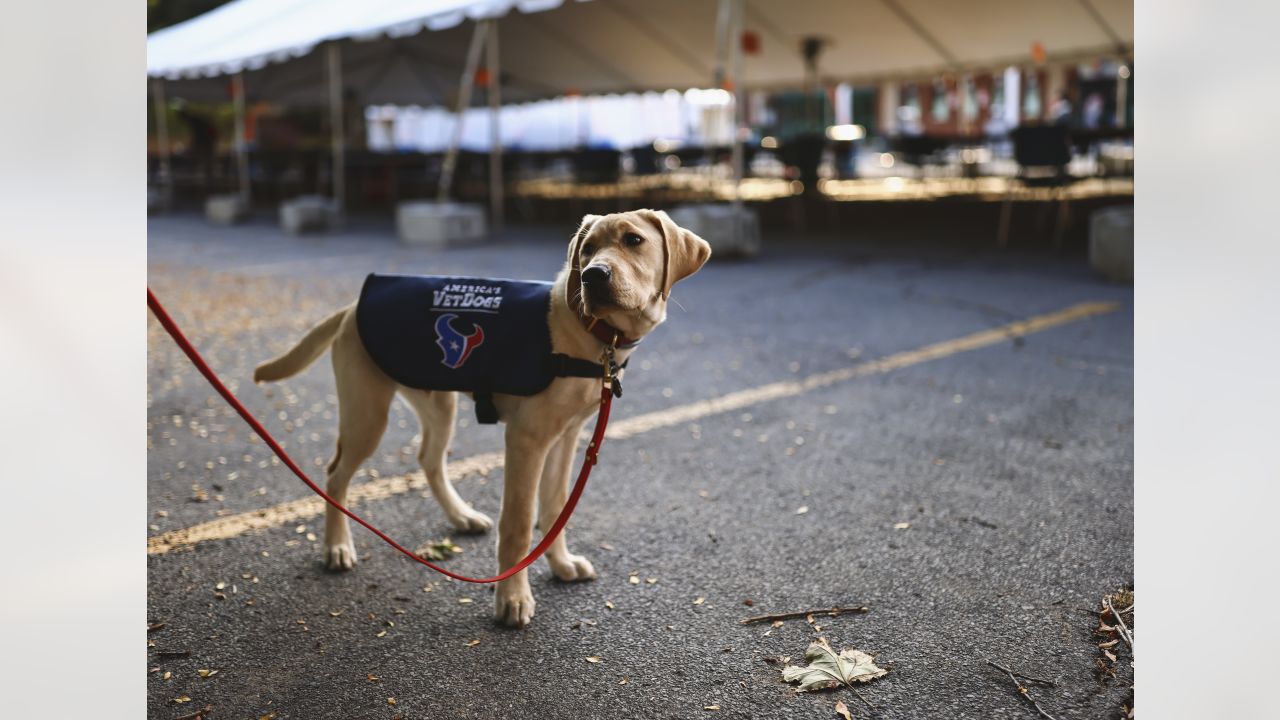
left=1115, top=57, right=1129, bottom=129
left=151, top=77, right=172, bottom=210
left=729, top=0, right=745, bottom=240
left=712, top=0, right=733, bottom=199
left=438, top=20, right=490, bottom=203
left=487, top=19, right=504, bottom=231
left=327, top=43, right=346, bottom=213
left=713, top=0, right=732, bottom=89
left=232, top=72, right=249, bottom=206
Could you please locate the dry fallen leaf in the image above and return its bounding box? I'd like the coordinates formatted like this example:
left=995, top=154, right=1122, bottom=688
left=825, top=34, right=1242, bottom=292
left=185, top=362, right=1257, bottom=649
left=415, top=538, right=463, bottom=561
left=605, top=600, right=615, bottom=610
left=835, top=699, right=853, bottom=720
left=466, top=639, right=481, bottom=647
left=197, top=669, right=218, bottom=678
left=629, top=576, right=640, bottom=585
left=694, top=597, right=706, bottom=605
left=893, top=522, right=911, bottom=530
left=585, top=656, right=602, bottom=663
left=457, top=598, right=474, bottom=605
left=796, top=506, right=810, bottom=515
left=781, top=638, right=889, bottom=692
left=387, top=697, right=397, bottom=706
left=704, top=705, right=721, bottom=711
left=173, top=696, right=192, bottom=704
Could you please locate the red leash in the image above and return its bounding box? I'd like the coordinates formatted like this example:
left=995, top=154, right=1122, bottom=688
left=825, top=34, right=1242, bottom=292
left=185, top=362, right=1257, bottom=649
left=148, top=288, right=613, bottom=583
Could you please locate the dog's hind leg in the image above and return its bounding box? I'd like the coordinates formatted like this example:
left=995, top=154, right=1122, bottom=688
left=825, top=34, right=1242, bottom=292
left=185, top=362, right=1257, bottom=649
left=538, top=420, right=595, bottom=582
left=322, top=322, right=396, bottom=571
left=402, top=390, right=493, bottom=534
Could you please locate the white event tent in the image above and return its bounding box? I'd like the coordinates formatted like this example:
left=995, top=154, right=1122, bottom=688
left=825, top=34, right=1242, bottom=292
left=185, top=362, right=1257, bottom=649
left=147, top=0, right=1133, bottom=222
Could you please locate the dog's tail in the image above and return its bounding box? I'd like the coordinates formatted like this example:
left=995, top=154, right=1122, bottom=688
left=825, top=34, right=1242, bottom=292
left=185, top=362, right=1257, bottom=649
left=253, top=307, right=348, bottom=383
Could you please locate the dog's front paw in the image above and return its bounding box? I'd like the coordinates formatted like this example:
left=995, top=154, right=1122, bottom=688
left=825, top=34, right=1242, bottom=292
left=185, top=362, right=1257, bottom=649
left=549, top=553, right=596, bottom=582
left=324, top=540, right=357, bottom=571
left=494, top=585, right=536, bottom=628
left=449, top=508, right=493, bottom=534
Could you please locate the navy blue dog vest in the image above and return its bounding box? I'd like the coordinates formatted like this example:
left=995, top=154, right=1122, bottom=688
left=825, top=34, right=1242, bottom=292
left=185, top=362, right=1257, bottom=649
left=356, top=273, right=620, bottom=424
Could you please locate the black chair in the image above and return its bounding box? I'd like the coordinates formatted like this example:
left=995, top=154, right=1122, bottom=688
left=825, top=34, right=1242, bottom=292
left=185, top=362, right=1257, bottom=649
left=998, top=125, right=1078, bottom=248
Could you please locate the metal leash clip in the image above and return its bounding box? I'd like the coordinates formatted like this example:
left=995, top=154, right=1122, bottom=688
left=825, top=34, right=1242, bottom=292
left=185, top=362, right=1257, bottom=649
left=602, top=335, right=623, bottom=398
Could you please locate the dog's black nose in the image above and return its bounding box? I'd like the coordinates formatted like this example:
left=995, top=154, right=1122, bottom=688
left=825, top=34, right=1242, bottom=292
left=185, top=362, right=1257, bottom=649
left=581, top=265, right=611, bottom=285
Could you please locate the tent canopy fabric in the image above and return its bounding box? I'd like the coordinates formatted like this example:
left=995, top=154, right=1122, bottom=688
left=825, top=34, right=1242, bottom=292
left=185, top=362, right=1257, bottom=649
left=149, top=0, right=1133, bottom=105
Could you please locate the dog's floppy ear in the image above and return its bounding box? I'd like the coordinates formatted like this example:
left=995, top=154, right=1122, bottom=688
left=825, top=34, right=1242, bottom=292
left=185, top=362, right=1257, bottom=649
left=566, top=213, right=602, bottom=312
left=639, top=209, right=712, bottom=299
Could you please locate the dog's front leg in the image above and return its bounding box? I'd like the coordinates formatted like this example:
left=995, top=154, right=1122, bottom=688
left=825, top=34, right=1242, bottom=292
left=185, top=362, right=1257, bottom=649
left=539, top=420, right=596, bottom=581
left=494, top=425, right=552, bottom=627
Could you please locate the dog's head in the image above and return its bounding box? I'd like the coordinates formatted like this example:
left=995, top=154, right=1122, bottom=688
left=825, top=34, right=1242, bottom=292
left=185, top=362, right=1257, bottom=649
left=565, top=210, right=711, bottom=335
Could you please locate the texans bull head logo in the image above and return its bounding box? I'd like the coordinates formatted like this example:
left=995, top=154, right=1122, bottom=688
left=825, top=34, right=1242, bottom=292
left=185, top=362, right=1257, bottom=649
left=434, top=313, right=485, bottom=369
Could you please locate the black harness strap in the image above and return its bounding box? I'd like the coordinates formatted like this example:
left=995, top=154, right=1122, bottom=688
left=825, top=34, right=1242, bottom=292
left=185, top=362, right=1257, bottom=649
left=473, top=353, right=627, bottom=425
left=473, top=391, right=500, bottom=425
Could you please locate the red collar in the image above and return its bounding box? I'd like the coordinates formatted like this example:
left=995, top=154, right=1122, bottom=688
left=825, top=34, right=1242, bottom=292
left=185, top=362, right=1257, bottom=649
left=581, top=315, right=642, bottom=349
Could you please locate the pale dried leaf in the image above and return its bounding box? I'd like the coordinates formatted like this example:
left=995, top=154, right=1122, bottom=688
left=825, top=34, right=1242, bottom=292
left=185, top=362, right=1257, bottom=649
left=835, top=699, right=853, bottom=720
left=781, top=638, right=888, bottom=692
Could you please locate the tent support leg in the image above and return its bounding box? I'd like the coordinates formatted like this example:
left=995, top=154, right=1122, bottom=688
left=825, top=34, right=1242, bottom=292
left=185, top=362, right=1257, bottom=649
left=438, top=20, right=490, bottom=202
left=327, top=43, right=346, bottom=214
left=728, top=0, right=745, bottom=242
left=151, top=77, right=172, bottom=210
left=232, top=72, right=250, bottom=207
left=487, top=19, right=503, bottom=231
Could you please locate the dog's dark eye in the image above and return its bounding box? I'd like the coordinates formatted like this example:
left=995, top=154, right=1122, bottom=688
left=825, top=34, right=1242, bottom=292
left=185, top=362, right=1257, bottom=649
left=623, top=233, right=644, bottom=247
left=582, top=244, right=596, bottom=256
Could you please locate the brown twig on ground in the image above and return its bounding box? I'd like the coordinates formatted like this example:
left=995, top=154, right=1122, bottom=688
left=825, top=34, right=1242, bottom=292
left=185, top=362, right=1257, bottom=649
left=985, top=659, right=1056, bottom=687
left=174, top=705, right=213, bottom=720
left=155, top=650, right=192, bottom=660
left=1103, top=597, right=1133, bottom=649
left=738, top=606, right=869, bottom=625
left=147, top=622, right=166, bottom=632
left=987, top=660, right=1059, bottom=720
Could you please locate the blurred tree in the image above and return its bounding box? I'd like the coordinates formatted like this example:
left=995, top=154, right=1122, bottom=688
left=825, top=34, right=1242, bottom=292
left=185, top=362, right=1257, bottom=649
left=148, top=0, right=235, bottom=33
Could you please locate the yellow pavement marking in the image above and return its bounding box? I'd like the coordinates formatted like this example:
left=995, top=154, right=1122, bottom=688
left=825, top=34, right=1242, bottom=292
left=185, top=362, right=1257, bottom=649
left=148, top=300, right=1118, bottom=556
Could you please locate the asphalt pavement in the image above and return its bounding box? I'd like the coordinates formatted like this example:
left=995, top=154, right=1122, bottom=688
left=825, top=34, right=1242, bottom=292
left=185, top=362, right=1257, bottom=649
left=147, top=212, right=1133, bottom=719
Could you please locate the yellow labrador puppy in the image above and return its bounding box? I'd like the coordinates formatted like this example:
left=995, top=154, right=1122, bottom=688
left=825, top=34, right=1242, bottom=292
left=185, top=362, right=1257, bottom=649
left=254, top=210, right=710, bottom=626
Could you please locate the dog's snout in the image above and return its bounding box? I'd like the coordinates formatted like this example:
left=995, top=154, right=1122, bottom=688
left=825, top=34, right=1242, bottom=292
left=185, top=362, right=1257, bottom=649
left=581, top=264, right=611, bottom=286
